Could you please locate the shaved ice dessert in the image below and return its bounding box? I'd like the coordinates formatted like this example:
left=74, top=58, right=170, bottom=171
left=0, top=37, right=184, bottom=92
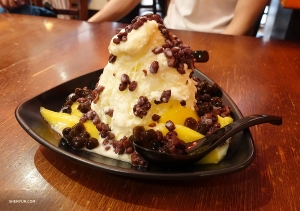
left=41, top=14, right=233, bottom=167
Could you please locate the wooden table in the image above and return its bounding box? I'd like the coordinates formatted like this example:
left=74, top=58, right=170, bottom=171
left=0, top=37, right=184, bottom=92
left=1, top=14, right=300, bottom=211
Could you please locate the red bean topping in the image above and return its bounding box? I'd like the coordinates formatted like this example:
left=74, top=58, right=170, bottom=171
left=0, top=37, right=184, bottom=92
left=164, top=48, right=173, bottom=58
left=62, top=127, right=71, bottom=137
left=113, top=37, right=120, bottom=44
left=79, top=115, right=87, bottom=123
left=71, top=137, right=86, bottom=149
left=62, top=122, right=99, bottom=150
left=131, top=16, right=138, bottom=24
left=129, top=81, right=137, bottom=91
left=162, top=43, right=172, bottom=48
left=150, top=61, right=159, bottom=73
left=116, top=28, right=122, bottom=33
left=105, top=109, right=114, bottom=117
left=160, top=90, right=171, bottom=103
left=142, top=69, right=147, bottom=76
left=165, top=120, right=176, bottom=131
left=156, top=130, right=163, bottom=141
left=113, top=136, right=133, bottom=155
left=64, top=100, right=73, bottom=106
left=177, top=67, right=186, bottom=74
left=96, top=85, right=105, bottom=92
left=86, top=111, right=96, bottom=120
left=131, top=151, right=148, bottom=167
left=152, top=46, right=163, bottom=54
left=82, top=131, right=90, bottom=139
left=133, top=126, right=145, bottom=137
left=183, top=48, right=193, bottom=54
left=117, top=31, right=127, bottom=39
left=171, top=46, right=180, bottom=53
left=93, top=94, right=99, bottom=103
left=148, top=123, right=156, bottom=127
left=86, top=137, right=99, bottom=149
left=125, top=25, right=133, bottom=33
left=101, top=123, right=109, bottom=132
left=108, top=14, right=195, bottom=73
left=145, top=13, right=153, bottom=18
left=154, top=99, right=162, bottom=105
left=178, top=50, right=184, bottom=56
left=107, top=132, right=115, bottom=140
left=140, top=16, right=148, bottom=22
left=121, top=74, right=130, bottom=83
left=77, top=100, right=91, bottom=113
left=109, top=54, right=117, bottom=63
left=180, top=100, right=186, bottom=106
left=92, top=115, right=101, bottom=124
left=152, top=114, right=161, bottom=121
left=151, top=14, right=163, bottom=24
left=126, top=147, right=134, bottom=154
left=76, top=97, right=87, bottom=103
left=133, top=96, right=151, bottom=118
left=138, top=96, right=147, bottom=106
left=92, top=85, right=105, bottom=103
left=119, top=74, right=131, bottom=91
left=102, top=138, right=109, bottom=145
left=96, top=123, right=103, bottom=131
left=167, top=57, right=176, bottom=67
left=101, top=131, right=108, bottom=138
left=184, top=117, right=198, bottom=130
left=133, top=19, right=144, bottom=29
left=119, top=82, right=127, bottom=91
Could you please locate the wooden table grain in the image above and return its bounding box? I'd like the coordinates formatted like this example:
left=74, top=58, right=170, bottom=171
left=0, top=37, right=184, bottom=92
left=1, top=14, right=300, bottom=211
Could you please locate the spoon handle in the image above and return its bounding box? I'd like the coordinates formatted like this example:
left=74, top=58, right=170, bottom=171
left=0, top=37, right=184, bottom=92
left=187, top=114, right=282, bottom=156
left=193, top=50, right=209, bottom=62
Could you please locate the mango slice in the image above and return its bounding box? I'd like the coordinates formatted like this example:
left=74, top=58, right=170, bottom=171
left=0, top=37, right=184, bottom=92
left=218, top=115, right=233, bottom=128
left=40, top=107, right=79, bottom=131
left=71, top=102, right=83, bottom=118
left=40, top=107, right=99, bottom=139
left=159, top=103, right=199, bottom=125
left=148, top=123, right=204, bottom=143
left=198, top=140, right=230, bottom=164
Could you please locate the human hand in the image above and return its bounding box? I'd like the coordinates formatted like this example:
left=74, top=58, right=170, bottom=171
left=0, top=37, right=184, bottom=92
left=0, top=0, right=25, bottom=10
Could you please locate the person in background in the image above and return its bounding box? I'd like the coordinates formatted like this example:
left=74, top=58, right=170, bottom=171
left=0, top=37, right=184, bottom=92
left=0, top=0, right=56, bottom=17
left=88, top=0, right=269, bottom=36
left=88, top=0, right=141, bottom=24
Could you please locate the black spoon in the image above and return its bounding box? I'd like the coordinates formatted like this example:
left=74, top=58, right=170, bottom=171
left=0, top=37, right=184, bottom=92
left=133, top=114, right=282, bottom=166
left=193, top=50, right=209, bottom=62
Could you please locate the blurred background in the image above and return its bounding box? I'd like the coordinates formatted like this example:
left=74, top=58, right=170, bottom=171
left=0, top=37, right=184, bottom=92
left=28, top=0, right=300, bottom=41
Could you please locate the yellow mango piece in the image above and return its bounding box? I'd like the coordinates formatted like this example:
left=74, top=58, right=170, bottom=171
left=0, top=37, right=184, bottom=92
left=84, top=120, right=99, bottom=139
left=159, top=102, right=199, bottom=125
left=71, top=102, right=83, bottom=118
left=148, top=123, right=204, bottom=143
left=199, top=116, right=233, bottom=164
left=40, top=107, right=79, bottom=131
left=40, top=107, right=99, bottom=139
left=218, top=115, right=233, bottom=128
left=198, top=140, right=230, bottom=164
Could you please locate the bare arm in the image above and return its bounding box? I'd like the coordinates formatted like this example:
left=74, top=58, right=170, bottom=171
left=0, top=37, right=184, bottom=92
left=222, top=0, right=270, bottom=35
left=0, top=0, right=25, bottom=10
left=88, top=0, right=141, bottom=23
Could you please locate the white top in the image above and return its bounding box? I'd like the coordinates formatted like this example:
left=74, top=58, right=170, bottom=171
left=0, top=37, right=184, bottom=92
left=163, top=0, right=238, bottom=33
